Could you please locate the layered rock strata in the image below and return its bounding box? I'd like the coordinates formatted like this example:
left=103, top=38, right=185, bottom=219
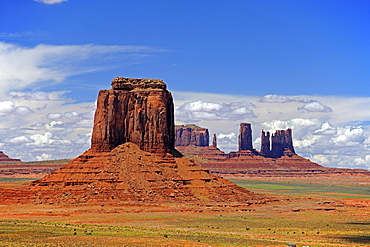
left=175, top=124, right=209, bottom=147
left=0, top=151, right=21, bottom=162
left=22, top=143, right=258, bottom=204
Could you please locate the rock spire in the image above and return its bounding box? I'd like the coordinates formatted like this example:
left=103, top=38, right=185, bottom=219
left=238, top=123, right=253, bottom=151
left=212, top=133, right=217, bottom=148
left=260, top=130, right=271, bottom=157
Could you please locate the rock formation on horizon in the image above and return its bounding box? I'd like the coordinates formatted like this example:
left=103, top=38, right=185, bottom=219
left=270, top=129, right=295, bottom=158
left=8, top=77, right=261, bottom=205
left=175, top=124, right=209, bottom=147
left=174, top=123, right=333, bottom=175
left=238, top=123, right=253, bottom=151
left=0, top=151, right=21, bottom=162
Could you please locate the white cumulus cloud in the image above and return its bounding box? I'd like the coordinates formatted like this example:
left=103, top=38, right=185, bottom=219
left=15, top=106, right=33, bottom=115
left=299, top=101, right=332, bottom=112
left=259, top=94, right=293, bottom=103
left=176, top=100, right=256, bottom=122
left=4, top=136, right=32, bottom=144
left=333, top=127, right=365, bottom=146
left=0, top=101, right=15, bottom=116
left=46, top=112, right=63, bottom=120
left=29, top=132, right=54, bottom=145
left=34, top=0, right=68, bottom=4
left=217, top=132, right=238, bottom=152
left=64, top=111, right=79, bottom=119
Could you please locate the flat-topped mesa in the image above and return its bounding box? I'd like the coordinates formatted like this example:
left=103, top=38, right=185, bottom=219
left=175, top=124, right=209, bottom=147
left=238, top=123, right=253, bottom=151
left=270, top=129, right=296, bottom=158
left=91, top=77, right=175, bottom=154
left=111, top=77, right=166, bottom=91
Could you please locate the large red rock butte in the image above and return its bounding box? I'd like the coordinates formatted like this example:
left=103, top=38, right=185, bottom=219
left=0, top=77, right=264, bottom=205
left=91, top=77, right=175, bottom=155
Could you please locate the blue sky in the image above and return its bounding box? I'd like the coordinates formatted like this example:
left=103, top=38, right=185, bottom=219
left=1, top=0, right=370, bottom=169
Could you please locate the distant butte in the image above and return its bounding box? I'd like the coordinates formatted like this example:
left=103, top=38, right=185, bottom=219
left=0, top=151, right=21, bottom=163
left=0, top=77, right=264, bottom=206
left=175, top=124, right=209, bottom=147
left=175, top=124, right=370, bottom=177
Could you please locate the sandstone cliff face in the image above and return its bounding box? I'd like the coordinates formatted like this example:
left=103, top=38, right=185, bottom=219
left=238, top=123, right=253, bottom=151
left=91, top=77, right=175, bottom=154
left=270, top=129, right=295, bottom=158
left=175, top=124, right=209, bottom=147
left=259, top=129, right=296, bottom=158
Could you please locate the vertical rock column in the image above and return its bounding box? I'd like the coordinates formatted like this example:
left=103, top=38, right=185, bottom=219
left=260, top=130, right=271, bottom=157
left=212, top=133, right=217, bottom=148
left=238, top=123, right=253, bottom=151
left=91, top=77, right=175, bottom=154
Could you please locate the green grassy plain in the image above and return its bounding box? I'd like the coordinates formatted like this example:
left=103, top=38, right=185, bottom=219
left=230, top=178, right=370, bottom=199
left=0, top=177, right=369, bottom=246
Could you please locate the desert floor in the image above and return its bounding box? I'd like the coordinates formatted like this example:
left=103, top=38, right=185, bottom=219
left=0, top=176, right=369, bottom=247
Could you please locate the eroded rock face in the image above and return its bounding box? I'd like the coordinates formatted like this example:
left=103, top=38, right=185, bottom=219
left=91, top=77, right=175, bottom=154
left=260, top=130, right=271, bottom=157
left=270, top=129, right=295, bottom=158
left=175, top=124, right=209, bottom=147
left=238, top=123, right=253, bottom=151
